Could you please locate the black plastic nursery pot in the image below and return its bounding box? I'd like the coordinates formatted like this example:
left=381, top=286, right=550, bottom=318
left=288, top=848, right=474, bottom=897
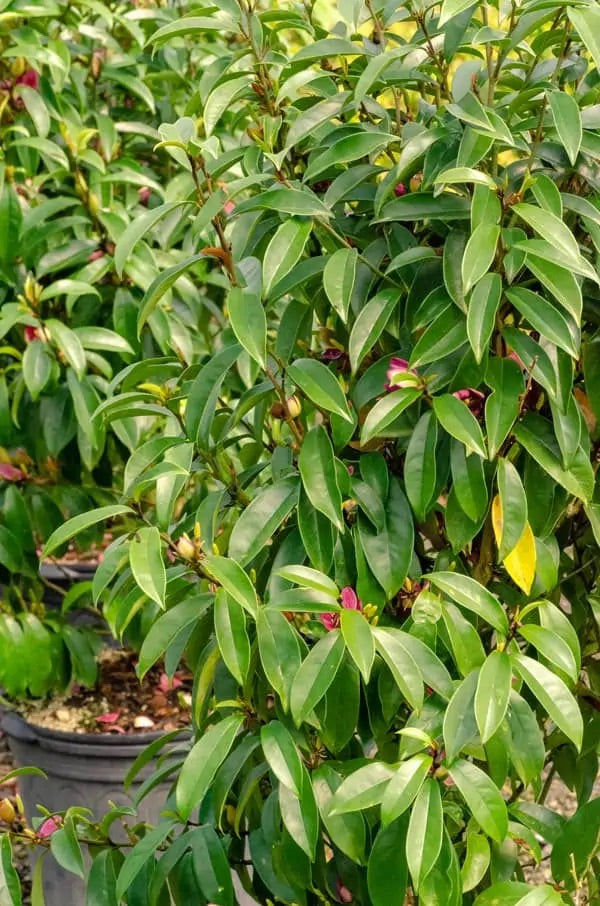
left=2, top=711, right=181, bottom=906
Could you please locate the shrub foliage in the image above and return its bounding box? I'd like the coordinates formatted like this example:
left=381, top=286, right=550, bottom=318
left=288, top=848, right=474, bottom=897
left=3, top=0, right=600, bottom=902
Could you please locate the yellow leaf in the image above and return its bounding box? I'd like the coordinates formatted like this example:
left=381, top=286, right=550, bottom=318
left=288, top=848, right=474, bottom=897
left=504, top=522, right=536, bottom=594
left=491, top=494, right=503, bottom=550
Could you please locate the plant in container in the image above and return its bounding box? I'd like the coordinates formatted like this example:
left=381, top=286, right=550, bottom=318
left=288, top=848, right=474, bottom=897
left=4, top=0, right=600, bottom=904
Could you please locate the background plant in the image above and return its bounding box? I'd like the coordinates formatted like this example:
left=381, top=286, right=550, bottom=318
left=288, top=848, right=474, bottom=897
left=4, top=0, right=600, bottom=902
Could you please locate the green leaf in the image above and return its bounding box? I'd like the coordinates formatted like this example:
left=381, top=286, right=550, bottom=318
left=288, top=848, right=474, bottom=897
left=190, top=825, right=234, bottom=906
left=313, top=765, right=366, bottom=864
left=568, top=5, right=600, bottom=75
left=276, top=565, right=338, bottom=597
left=381, top=754, right=432, bottom=827
left=290, top=630, right=345, bottom=725
left=439, top=0, right=476, bottom=25
left=461, top=223, right=500, bottom=296
left=137, top=255, right=204, bottom=333
left=367, top=817, right=409, bottom=906
left=298, top=425, right=344, bottom=531
left=513, top=413, right=594, bottom=503
left=116, top=822, right=175, bottom=899
left=176, top=715, right=244, bottom=820
left=203, top=555, right=258, bottom=618
left=358, top=478, right=414, bottom=599
left=404, top=411, right=438, bottom=522
left=42, top=505, right=133, bottom=558
left=329, top=762, right=395, bottom=814
left=22, top=340, right=52, bottom=400
left=517, top=624, right=577, bottom=685
left=304, top=131, right=394, bottom=182
left=410, top=305, right=468, bottom=368
left=86, top=849, right=120, bottom=906
left=0, top=835, right=22, bottom=906
left=235, top=186, right=331, bottom=218
left=406, top=778, right=444, bottom=892
left=485, top=357, right=524, bottom=460
left=323, top=247, right=358, bottom=322
left=448, top=759, right=508, bottom=843
left=129, top=526, right=166, bottom=608
left=512, top=203, right=587, bottom=276
left=50, top=816, right=85, bottom=879
left=450, top=441, right=487, bottom=524
left=45, top=319, right=86, bottom=379
left=114, top=202, right=192, bottom=277
left=257, top=608, right=302, bottom=712
left=137, top=594, right=213, bottom=678
left=506, top=287, right=578, bottom=358
left=443, top=669, right=480, bottom=762
left=428, top=572, right=508, bottom=635
left=349, top=290, right=397, bottom=374
left=263, top=218, right=312, bottom=297
left=493, top=460, right=526, bottom=562
left=229, top=478, right=299, bottom=566
left=377, top=193, right=470, bottom=223
left=435, top=167, right=497, bottom=190
left=512, top=653, right=583, bottom=750
left=506, top=692, right=545, bottom=786
left=467, top=272, right=502, bottom=363
left=279, top=768, right=320, bottom=859
left=185, top=343, right=241, bottom=445
left=214, top=589, right=250, bottom=685
left=227, top=287, right=267, bottom=369
left=372, top=627, right=424, bottom=712
left=205, top=75, right=251, bottom=135
left=461, top=827, right=491, bottom=893
left=288, top=358, right=352, bottom=422
left=341, top=608, right=374, bottom=682
left=261, top=720, right=304, bottom=797
left=548, top=90, right=581, bottom=167
left=474, top=650, right=512, bottom=743
left=432, top=394, right=487, bottom=458
left=361, top=388, right=421, bottom=445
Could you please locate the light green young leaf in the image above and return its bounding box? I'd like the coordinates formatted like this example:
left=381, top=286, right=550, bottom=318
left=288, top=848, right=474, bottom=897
left=432, top=394, right=487, bottom=459
left=228, top=287, right=267, bottom=369
left=129, top=526, right=166, bottom=608
left=288, top=358, right=353, bottom=422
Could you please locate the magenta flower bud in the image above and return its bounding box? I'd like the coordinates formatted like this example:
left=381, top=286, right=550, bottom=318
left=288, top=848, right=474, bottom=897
left=38, top=817, right=60, bottom=838
left=385, top=357, right=420, bottom=391
left=16, top=69, right=39, bottom=90
left=394, top=182, right=407, bottom=197
left=320, top=586, right=362, bottom=630
left=0, top=464, right=25, bottom=482
left=452, top=388, right=485, bottom=418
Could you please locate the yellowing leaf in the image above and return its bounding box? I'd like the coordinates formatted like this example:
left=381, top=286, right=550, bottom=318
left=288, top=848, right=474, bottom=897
left=491, top=494, right=503, bottom=549
left=504, top=522, right=536, bottom=594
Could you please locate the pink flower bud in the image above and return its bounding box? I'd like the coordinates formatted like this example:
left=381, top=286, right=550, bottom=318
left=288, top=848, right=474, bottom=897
left=38, top=817, right=60, bottom=838
left=336, top=879, right=353, bottom=904
left=394, top=183, right=407, bottom=197
left=223, top=200, right=235, bottom=215
left=320, top=611, right=340, bottom=631
left=24, top=326, right=38, bottom=343
left=138, top=186, right=151, bottom=206
left=340, top=587, right=362, bottom=611
left=88, top=249, right=104, bottom=262
left=16, top=69, right=39, bottom=90
left=385, top=357, right=420, bottom=391
left=0, top=464, right=25, bottom=482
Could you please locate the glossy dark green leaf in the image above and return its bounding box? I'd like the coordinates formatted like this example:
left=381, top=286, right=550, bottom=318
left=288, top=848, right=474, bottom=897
left=512, top=653, right=582, bottom=750
left=214, top=588, right=250, bottom=685
left=229, top=478, right=298, bottom=566
left=467, top=272, right=502, bottom=363
left=323, top=247, right=358, bottom=322
left=405, top=411, right=438, bottom=522
left=228, top=287, right=267, bottom=369
left=349, top=289, right=397, bottom=374
left=261, top=721, right=304, bottom=797
left=381, top=754, right=432, bottom=827
left=450, top=441, right=487, bottom=523
left=358, top=479, right=414, bottom=599
left=429, top=572, right=508, bottom=635
left=433, top=394, right=486, bottom=458
left=406, top=778, right=444, bottom=893
left=367, top=816, right=409, bottom=906
left=361, top=388, right=422, bottom=445
left=176, top=716, right=244, bottom=820
left=298, top=425, right=343, bottom=530
left=290, top=630, right=345, bottom=725
left=443, top=669, right=480, bottom=763
left=496, top=458, right=528, bottom=559
left=474, top=650, right=512, bottom=744
left=203, top=555, right=258, bottom=618
left=129, top=526, right=166, bottom=608
left=288, top=358, right=352, bottom=422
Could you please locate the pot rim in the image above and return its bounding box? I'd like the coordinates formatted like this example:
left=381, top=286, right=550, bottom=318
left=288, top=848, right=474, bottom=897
left=2, top=709, right=189, bottom=746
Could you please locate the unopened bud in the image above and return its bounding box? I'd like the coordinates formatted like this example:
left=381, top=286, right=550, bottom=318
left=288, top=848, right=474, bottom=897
left=0, top=799, right=16, bottom=824
left=409, top=172, right=423, bottom=193
left=176, top=534, right=196, bottom=560
left=286, top=396, right=302, bottom=419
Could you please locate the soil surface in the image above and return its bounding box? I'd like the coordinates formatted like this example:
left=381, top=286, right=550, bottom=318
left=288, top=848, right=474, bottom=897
left=18, top=648, right=192, bottom=735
